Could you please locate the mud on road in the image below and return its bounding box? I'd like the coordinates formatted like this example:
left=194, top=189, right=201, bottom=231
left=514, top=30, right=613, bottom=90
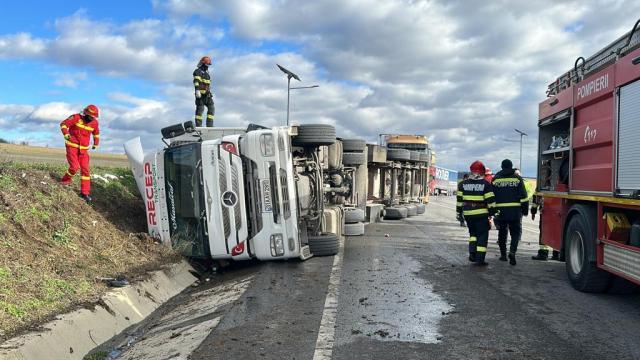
left=90, top=196, right=640, bottom=360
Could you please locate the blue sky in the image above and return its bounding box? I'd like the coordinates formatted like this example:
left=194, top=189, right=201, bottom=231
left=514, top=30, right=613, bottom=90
left=0, top=0, right=638, bottom=176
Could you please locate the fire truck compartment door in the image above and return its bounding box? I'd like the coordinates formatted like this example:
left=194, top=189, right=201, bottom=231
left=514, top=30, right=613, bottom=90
left=617, top=79, right=640, bottom=194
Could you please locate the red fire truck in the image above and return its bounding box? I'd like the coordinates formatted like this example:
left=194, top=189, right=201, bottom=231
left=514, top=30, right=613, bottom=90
left=537, top=19, right=640, bottom=292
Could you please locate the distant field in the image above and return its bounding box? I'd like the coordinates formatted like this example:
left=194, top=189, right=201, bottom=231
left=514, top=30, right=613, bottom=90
left=0, top=143, right=129, bottom=168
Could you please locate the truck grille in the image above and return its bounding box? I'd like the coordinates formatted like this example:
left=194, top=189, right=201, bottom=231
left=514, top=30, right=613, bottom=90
left=219, top=162, right=231, bottom=239
left=603, top=243, right=640, bottom=282
left=280, top=169, right=291, bottom=220
left=232, top=165, right=242, bottom=230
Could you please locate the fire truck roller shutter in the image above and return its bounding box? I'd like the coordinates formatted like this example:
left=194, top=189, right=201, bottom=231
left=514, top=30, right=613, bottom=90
left=565, top=204, right=611, bottom=292
left=617, top=79, right=640, bottom=195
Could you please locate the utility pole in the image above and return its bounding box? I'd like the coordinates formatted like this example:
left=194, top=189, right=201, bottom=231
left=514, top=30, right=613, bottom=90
left=514, top=128, right=528, bottom=171
left=277, top=64, right=319, bottom=126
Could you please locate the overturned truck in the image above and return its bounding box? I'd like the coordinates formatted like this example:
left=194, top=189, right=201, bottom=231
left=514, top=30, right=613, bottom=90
left=124, top=122, right=366, bottom=261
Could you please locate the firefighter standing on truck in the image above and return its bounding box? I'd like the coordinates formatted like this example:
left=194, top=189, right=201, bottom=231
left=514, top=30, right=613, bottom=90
left=457, top=160, right=496, bottom=266
left=530, top=194, right=560, bottom=261
left=59, top=105, right=100, bottom=203
left=491, top=159, right=529, bottom=265
left=193, top=56, right=215, bottom=127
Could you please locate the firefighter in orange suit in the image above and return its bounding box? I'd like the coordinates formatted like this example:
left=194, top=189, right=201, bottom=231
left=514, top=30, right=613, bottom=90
left=59, top=104, right=100, bottom=202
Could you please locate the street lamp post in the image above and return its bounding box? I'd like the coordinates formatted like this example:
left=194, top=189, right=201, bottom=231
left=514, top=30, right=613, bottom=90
left=277, top=64, right=319, bottom=126
left=514, top=128, right=528, bottom=171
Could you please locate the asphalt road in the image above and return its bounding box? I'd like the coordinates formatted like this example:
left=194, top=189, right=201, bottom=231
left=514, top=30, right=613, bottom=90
left=93, top=196, right=640, bottom=360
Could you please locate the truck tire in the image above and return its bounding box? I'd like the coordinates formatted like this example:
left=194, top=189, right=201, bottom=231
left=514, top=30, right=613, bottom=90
left=387, top=149, right=410, bottom=161
left=344, top=208, right=365, bottom=223
left=292, top=124, right=336, bottom=147
left=342, top=152, right=366, bottom=166
left=416, top=203, right=426, bottom=214
left=309, top=233, right=340, bottom=256
left=409, top=151, right=420, bottom=162
left=345, top=222, right=365, bottom=236
left=341, top=139, right=366, bottom=153
left=384, top=206, right=407, bottom=220
left=405, top=204, right=418, bottom=216
left=565, top=206, right=611, bottom=293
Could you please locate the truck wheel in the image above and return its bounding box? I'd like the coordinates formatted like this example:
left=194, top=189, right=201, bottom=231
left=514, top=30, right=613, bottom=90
left=416, top=203, right=426, bottom=214
left=341, top=139, right=366, bottom=152
left=405, top=204, right=418, bottom=216
left=292, top=124, right=336, bottom=147
left=342, top=152, right=366, bottom=166
left=565, top=208, right=611, bottom=293
left=387, top=149, right=410, bottom=161
left=345, top=222, right=365, bottom=236
left=308, top=233, right=340, bottom=256
left=344, top=208, right=365, bottom=223
left=384, top=206, right=407, bottom=220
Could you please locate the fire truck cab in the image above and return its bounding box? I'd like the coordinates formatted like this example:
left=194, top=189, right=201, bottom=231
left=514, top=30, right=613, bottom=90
left=537, top=19, right=640, bottom=292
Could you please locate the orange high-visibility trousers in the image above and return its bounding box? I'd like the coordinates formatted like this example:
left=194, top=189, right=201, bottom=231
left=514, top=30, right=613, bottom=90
left=60, top=146, right=91, bottom=195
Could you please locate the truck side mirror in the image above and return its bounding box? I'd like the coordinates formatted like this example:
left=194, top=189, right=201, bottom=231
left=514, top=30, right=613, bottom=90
left=183, top=121, right=195, bottom=133
left=161, top=123, right=186, bottom=139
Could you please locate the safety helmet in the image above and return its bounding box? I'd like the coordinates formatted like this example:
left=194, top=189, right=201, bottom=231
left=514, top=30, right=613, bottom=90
left=199, top=56, right=212, bottom=66
left=470, top=160, right=486, bottom=175
left=82, top=104, right=99, bottom=121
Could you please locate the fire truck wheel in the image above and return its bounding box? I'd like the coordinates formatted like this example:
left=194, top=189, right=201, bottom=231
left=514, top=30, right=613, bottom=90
left=387, top=149, right=410, bottom=161
left=308, top=233, right=340, bottom=256
left=292, top=124, right=336, bottom=147
left=341, top=139, right=366, bottom=153
left=565, top=207, right=611, bottom=293
left=342, top=152, right=366, bottom=166
left=344, top=208, right=365, bottom=223
left=607, top=276, right=640, bottom=294
left=345, top=222, right=365, bottom=236
left=416, top=203, right=426, bottom=214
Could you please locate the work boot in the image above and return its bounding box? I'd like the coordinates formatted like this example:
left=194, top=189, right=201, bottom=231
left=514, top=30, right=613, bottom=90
left=81, top=194, right=92, bottom=203
left=508, top=252, right=516, bottom=266
left=473, top=261, right=488, bottom=267
left=551, top=251, right=560, bottom=261
left=531, top=249, right=549, bottom=261
left=499, top=252, right=507, bottom=262
left=468, top=253, right=476, bottom=262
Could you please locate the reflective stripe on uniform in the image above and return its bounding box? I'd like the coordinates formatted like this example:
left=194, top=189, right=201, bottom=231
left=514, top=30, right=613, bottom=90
left=520, top=197, right=529, bottom=203
left=496, top=202, right=521, bottom=207
left=488, top=202, right=496, bottom=208
left=195, top=115, right=203, bottom=119
left=94, top=134, right=100, bottom=138
left=492, top=177, right=520, bottom=184
left=469, top=236, right=477, bottom=243
left=65, top=140, right=90, bottom=150
left=463, top=195, right=484, bottom=201
left=201, top=79, right=211, bottom=84
left=67, top=171, right=75, bottom=177
left=81, top=176, right=91, bottom=181
left=75, top=122, right=94, bottom=131
left=484, top=191, right=495, bottom=199
left=456, top=202, right=463, bottom=207
left=61, top=125, right=68, bottom=129
left=193, top=76, right=202, bottom=81
left=207, top=114, right=214, bottom=119
left=463, top=208, right=489, bottom=216
left=476, top=246, right=487, bottom=253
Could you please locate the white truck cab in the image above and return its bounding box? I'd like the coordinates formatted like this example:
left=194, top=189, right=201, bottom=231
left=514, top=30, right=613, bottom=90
left=124, top=122, right=341, bottom=261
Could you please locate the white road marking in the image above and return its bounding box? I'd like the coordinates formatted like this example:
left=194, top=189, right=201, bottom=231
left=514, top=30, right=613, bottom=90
left=313, top=236, right=345, bottom=360
left=428, top=201, right=539, bottom=234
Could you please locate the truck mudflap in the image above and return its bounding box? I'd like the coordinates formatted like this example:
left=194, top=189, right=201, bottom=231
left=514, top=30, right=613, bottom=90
left=123, top=137, right=171, bottom=244
left=201, top=142, right=251, bottom=260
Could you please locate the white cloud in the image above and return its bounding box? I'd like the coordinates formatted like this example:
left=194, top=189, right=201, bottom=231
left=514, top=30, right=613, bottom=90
left=52, top=71, right=87, bottom=88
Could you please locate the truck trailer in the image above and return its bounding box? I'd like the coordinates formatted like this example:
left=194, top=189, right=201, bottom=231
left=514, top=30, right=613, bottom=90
left=537, top=18, right=640, bottom=292
left=124, top=122, right=353, bottom=261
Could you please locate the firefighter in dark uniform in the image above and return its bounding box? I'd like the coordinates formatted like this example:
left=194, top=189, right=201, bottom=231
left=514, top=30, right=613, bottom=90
left=457, top=160, right=496, bottom=266
left=530, top=194, right=560, bottom=260
left=193, top=56, right=215, bottom=127
left=491, top=159, right=529, bottom=265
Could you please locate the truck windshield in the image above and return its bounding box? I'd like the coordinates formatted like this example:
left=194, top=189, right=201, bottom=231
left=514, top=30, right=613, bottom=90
left=164, top=144, right=209, bottom=258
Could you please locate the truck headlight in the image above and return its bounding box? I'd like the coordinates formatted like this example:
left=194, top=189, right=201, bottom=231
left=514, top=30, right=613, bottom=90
left=270, top=233, right=285, bottom=256
left=260, top=134, right=275, bottom=157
